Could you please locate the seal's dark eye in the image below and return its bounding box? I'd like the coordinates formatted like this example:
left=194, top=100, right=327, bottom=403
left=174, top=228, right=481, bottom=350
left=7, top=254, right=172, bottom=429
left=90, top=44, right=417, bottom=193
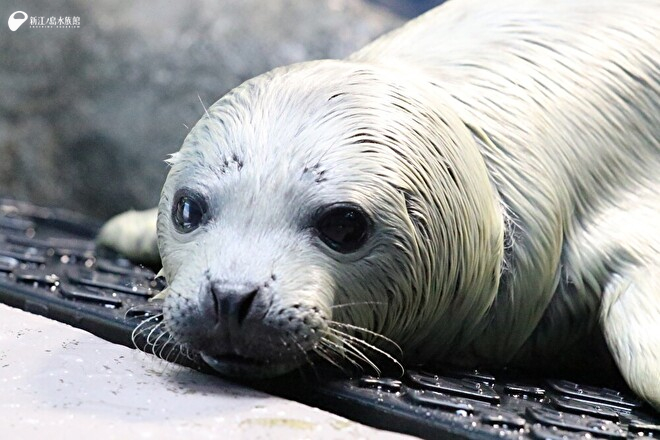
left=315, top=204, right=370, bottom=253
left=172, top=190, right=208, bottom=233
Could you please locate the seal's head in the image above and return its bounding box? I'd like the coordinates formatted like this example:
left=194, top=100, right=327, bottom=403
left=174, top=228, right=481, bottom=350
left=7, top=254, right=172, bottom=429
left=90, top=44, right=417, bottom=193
left=157, top=60, right=503, bottom=378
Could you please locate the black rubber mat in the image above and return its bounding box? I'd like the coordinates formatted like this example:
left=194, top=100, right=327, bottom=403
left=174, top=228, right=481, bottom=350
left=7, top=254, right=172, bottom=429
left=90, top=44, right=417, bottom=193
left=1, top=198, right=658, bottom=439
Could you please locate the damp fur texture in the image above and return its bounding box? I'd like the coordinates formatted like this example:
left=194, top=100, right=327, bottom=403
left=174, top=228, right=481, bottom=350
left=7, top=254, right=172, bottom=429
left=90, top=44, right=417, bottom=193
left=98, top=0, right=660, bottom=409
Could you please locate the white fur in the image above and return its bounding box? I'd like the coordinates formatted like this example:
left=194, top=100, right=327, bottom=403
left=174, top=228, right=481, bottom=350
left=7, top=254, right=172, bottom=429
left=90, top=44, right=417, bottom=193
left=99, top=0, right=660, bottom=409
left=350, top=0, right=659, bottom=407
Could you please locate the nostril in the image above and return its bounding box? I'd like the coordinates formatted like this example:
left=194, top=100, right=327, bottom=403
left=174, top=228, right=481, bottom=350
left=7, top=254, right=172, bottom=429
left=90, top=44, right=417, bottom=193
left=210, top=285, right=220, bottom=319
left=210, top=283, right=260, bottom=328
left=236, top=289, right=258, bottom=325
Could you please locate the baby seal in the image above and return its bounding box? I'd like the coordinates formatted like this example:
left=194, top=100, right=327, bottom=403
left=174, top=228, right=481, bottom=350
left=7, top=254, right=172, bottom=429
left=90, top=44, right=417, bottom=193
left=99, top=0, right=660, bottom=409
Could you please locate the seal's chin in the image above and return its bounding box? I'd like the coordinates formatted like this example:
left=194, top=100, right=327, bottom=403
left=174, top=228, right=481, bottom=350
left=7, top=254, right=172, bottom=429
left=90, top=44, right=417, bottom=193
left=201, top=352, right=302, bottom=379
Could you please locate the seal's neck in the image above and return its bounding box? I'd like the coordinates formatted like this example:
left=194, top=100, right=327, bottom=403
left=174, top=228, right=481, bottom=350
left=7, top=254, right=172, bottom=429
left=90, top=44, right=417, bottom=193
left=457, top=123, right=563, bottom=366
left=466, top=126, right=515, bottom=279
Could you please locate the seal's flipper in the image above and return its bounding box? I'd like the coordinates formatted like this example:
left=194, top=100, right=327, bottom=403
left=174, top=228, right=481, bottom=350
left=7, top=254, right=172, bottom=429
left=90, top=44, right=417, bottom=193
left=96, top=208, right=160, bottom=266
left=601, top=262, right=660, bottom=411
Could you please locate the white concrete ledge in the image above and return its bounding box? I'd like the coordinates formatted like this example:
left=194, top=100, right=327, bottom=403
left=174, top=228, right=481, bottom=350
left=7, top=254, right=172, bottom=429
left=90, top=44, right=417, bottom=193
left=0, top=303, right=412, bottom=439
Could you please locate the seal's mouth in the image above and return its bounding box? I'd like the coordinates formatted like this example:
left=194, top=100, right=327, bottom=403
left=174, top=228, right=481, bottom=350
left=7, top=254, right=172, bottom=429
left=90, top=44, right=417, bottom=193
left=201, top=352, right=302, bottom=379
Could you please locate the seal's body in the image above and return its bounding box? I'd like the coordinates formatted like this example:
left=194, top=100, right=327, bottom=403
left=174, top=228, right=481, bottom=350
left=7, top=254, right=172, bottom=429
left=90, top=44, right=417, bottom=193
left=99, top=0, right=660, bottom=409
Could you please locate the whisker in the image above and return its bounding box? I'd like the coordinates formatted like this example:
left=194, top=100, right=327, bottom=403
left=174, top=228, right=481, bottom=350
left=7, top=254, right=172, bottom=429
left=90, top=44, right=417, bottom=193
left=313, top=344, right=350, bottom=375
left=198, top=94, right=210, bottom=118
left=328, top=320, right=403, bottom=356
left=131, top=313, right=163, bottom=348
left=319, top=337, right=364, bottom=372
left=295, top=341, right=315, bottom=369
left=293, top=341, right=318, bottom=381
left=330, top=301, right=386, bottom=310
left=146, top=321, right=165, bottom=346
left=123, top=305, right=149, bottom=319
left=338, top=338, right=381, bottom=376
left=168, top=349, right=182, bottom=366
left=151, top=328, right=169, bottom=357
left=158, top=334, right=176, bottom=360
left=163, top=339, right=181, bottom=364
left=180, top=344, right=195, bottom=362
left=155, top=334, right=170, bottom=359
left=328, top=328, right=404, bottom=377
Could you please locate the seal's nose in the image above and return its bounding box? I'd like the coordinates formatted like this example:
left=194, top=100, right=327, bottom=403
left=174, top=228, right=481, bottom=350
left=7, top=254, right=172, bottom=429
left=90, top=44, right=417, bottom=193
left=209, top=283, right=259, bottom=328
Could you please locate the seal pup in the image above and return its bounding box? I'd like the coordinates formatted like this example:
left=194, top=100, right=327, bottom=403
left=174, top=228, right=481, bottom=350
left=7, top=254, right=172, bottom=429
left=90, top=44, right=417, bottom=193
left=98, top=0, right=660, bottom=409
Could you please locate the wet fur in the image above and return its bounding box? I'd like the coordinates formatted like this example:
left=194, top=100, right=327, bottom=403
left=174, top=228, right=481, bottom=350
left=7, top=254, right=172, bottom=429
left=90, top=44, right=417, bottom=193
left=99, top=0, right=660, bottom=409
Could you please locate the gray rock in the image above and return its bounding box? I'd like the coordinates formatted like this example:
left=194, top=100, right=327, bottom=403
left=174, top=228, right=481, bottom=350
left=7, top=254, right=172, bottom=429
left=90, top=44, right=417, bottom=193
left=0, top=0, right=400, bottom=219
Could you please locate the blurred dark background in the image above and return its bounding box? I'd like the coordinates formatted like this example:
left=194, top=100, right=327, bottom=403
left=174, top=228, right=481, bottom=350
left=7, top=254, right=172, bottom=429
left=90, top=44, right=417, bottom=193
left=369, top=0, right=445, bottom=18
left=0, top=0, right=443, bottom=220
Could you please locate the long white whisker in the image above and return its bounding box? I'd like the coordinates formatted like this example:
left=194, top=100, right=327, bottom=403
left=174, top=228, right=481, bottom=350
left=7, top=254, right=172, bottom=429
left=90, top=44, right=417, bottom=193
left=198, top=94, right=210, bottom=118
left=338, top=338, right=381, bottom=376
left=314, top=344, right=350, bottom=374
left=328, top=320, right=403, bottom=356
left=146, top=321, right=165, bottom=346
left=328, top=328, right=404, bottom=377
left=164, top=339, right=182, bottom=364
left=157, top=334, right=175, bottom=360
left=151, top=327, right=169, bottom=357
left=319, top=336, right=364, bottom=371
left=330, top=301, right=386, bottom=309
left=131, top=313, right=163, bottom=349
